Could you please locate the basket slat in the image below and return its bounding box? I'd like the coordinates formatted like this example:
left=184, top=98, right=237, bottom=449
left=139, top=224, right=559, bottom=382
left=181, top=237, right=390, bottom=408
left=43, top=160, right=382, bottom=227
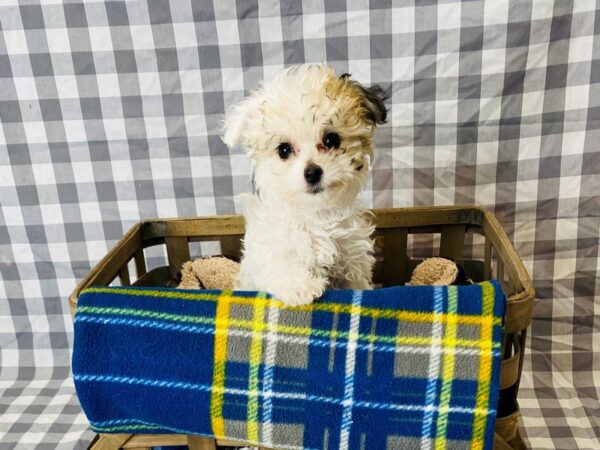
left=118, top=264, right=130, bottom=286
left=484, top=237, right=492, bottom=279
left=165, top=236, right=190, bottom=279
left=220, top=235, right=242, bottom=261
left=382, top=228, right=408, bottom=287
left=134, top=248, right=146, bottom=278
left=439, top=224, right=466, bottom=260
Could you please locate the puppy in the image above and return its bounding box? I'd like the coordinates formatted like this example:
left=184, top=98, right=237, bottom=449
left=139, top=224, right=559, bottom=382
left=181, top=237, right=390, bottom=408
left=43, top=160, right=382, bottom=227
left=223, top=65, right=386, bottom=305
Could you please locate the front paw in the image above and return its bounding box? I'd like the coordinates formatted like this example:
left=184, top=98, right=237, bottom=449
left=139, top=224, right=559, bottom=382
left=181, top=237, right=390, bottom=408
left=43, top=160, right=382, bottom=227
left=272, top=278, right=326, bottom=306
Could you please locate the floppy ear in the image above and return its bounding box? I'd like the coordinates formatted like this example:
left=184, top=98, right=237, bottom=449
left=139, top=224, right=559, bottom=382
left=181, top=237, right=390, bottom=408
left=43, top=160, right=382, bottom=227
left=357, top=84, right=388, bottom=125
left=222, top=95, right=262, bottom=149
left=340, top=73, right=388, bottom=126
left=222, top=102, right=249, bottom=149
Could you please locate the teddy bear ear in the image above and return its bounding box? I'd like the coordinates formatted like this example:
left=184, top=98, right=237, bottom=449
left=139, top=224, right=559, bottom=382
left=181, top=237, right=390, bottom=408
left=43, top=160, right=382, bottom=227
left=222, top=95, right=262, bottom=150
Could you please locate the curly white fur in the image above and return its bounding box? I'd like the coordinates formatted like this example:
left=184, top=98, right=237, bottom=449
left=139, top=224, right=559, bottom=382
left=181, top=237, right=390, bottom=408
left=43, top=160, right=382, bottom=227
left=223, top=65, right=386, bottom=305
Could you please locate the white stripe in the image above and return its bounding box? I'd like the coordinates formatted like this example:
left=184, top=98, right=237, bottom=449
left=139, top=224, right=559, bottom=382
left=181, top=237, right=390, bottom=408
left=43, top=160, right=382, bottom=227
left=75, top=372, right=495, bottom=415
left=339, top=290, right=362, bottom=450
left=420, top=286, right=445, bottom=450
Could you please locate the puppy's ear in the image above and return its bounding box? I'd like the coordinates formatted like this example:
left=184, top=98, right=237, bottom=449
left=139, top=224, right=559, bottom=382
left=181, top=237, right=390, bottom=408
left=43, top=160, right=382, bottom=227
left=222, top=95, right=261, bottom=149
left=358, top=84, right=388, bottom=125
left=340, top=73, right=388, bottom=125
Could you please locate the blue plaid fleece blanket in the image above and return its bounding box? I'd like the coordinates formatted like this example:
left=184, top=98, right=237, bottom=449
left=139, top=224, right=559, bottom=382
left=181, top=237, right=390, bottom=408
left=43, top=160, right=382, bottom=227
left=72, top=282, right=505, bottom=450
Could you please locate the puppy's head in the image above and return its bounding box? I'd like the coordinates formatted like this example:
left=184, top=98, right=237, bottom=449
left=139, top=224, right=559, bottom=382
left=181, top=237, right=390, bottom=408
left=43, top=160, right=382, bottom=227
left=223, top=65, right=387, bottom=208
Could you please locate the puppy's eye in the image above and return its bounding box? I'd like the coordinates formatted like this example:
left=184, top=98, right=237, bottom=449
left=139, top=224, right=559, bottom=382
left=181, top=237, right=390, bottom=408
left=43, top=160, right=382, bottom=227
left=323, top=132, right=341, bottom=149
left=277, top=143, right=293, bottom=160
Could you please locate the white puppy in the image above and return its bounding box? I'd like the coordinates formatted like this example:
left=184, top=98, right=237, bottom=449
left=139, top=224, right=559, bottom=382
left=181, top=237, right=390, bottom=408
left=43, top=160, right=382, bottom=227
left=223, top=65, right=387, bottom=305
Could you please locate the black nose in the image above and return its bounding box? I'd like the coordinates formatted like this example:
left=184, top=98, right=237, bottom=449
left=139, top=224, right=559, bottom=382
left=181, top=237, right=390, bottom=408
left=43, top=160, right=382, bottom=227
left=304, top=165, right=323, bottom=185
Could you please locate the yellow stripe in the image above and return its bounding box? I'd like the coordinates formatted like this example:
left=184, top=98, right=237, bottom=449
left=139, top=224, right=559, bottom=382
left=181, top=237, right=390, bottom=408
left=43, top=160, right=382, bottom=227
left=77, top=304, right=501, bottom=352
left=434, top=285, right=459, bottom=450
left=247, top=293, right=266, bottom=442
left=470, top=282, right=495, bottom=450
left=85, top=286, right=220, bottom=301
left=210, top=291, right=232, bottom=438
left=82, top=287, right=501, bottom=327
left=225, top=318, right=499, bottom=351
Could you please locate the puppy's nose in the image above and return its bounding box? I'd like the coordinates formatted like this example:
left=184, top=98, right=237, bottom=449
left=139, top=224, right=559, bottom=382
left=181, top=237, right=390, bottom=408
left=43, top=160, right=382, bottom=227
left=304, top=164, right=323, bottom=185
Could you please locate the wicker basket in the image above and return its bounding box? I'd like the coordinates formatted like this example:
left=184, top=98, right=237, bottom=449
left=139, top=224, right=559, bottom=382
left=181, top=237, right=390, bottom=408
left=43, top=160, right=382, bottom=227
left=69, top=206, right=534, bottom=450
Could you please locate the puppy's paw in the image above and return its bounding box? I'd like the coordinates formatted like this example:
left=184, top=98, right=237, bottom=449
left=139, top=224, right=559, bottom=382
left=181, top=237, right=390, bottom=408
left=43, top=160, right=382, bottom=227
left=272, top=278, right=326, bottom=306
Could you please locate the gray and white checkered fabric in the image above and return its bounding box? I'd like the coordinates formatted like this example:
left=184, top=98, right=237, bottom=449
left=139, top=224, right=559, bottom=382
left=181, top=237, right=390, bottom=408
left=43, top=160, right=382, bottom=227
left=1, top=1, right=598, bottom=449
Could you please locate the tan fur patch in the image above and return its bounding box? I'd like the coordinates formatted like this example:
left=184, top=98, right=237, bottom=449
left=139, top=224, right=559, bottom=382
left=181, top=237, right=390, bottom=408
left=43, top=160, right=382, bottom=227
left=324, top=75, right=375, bottom=129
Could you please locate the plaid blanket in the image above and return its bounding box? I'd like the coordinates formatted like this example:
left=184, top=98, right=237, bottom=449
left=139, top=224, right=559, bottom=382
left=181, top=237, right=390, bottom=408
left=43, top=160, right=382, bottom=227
left=72, top=282, right=505, bottom=450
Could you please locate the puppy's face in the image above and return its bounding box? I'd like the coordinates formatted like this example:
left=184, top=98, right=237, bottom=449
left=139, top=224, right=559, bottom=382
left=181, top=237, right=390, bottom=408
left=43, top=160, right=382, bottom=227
left=223, top=65, right=386, bottom=208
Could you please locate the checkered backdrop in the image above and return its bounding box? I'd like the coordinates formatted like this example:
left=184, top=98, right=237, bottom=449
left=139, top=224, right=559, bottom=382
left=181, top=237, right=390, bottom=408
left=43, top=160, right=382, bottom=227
left=0, top=1, right=598, bottom=449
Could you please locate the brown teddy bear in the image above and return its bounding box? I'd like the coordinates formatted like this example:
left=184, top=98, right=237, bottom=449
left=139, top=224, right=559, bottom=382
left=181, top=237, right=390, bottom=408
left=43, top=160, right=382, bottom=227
left=407, top=257, right=472, bottom=286
left=177, top=257, right=240, bottom=290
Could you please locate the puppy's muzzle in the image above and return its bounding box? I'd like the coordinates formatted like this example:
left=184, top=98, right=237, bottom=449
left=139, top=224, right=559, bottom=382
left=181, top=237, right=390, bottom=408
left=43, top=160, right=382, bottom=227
left=304, top=164, right=323, bottom=185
